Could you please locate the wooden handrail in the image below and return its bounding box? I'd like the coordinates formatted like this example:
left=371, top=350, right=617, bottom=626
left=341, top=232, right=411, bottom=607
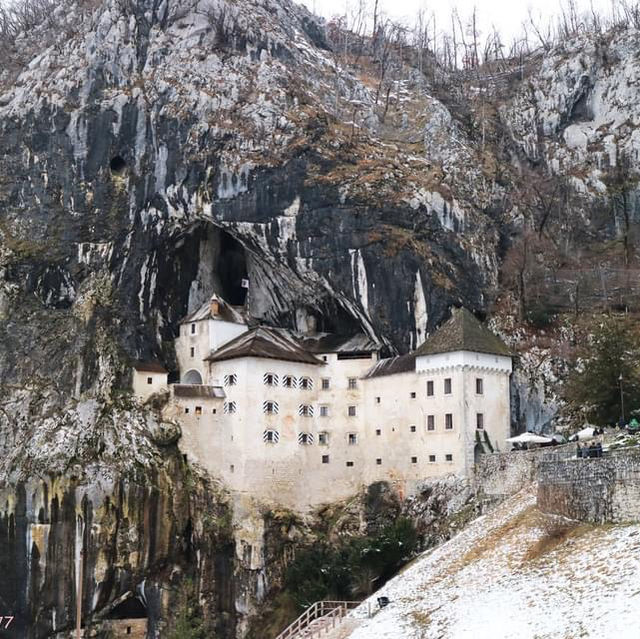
left=274, top=600, right=363, bottom=639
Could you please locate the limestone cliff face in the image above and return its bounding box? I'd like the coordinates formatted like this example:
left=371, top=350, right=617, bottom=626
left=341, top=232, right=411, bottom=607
left=2, top=0, right=640, bottom=635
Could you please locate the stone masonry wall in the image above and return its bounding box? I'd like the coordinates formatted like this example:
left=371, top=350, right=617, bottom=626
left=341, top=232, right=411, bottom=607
left=537, top=450, right=640, bottom=523
left=474, top=444, right=576, bottom=497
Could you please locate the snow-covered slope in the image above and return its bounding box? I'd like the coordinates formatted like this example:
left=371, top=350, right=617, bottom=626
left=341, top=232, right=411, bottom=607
left=346, top=487, right=640, bottom=638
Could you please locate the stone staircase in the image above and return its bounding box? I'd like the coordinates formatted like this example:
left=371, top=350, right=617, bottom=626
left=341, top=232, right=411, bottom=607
left=274, top=600, right=364, bottom=639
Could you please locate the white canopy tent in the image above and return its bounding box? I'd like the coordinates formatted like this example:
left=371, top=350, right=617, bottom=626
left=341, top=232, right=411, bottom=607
left=505, top=433, right=553, bottom=445
left=570, top=427, right=598, bottom=441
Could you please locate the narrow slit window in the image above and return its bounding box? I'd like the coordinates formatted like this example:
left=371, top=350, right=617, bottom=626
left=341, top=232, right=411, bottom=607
left=444, top=378, right=452, bottom=394
left=476, top=378, right=484, bottom=395
left=191, top=323, right=196, bottom=334
left=427, top=380, right=434, bottom=396
left=427, top=415, right=435, bottom=431
left=476, top=413, right=484, bottom=430
left=445, top=413, right=453, bottom=430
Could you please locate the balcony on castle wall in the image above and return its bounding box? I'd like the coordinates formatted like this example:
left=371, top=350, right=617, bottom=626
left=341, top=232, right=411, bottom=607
left=170, top=383, right=226, bottom=400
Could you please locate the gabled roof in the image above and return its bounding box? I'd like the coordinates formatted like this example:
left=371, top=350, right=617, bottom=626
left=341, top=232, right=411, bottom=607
left=205, top=327, right=324, bottom=365
left=363, top=353, right=416, bottom=379
left=298, top=332, right=381, bottom=354
left=133, top=361, right=168, bottom=373
left=415, top=307, right=511, bottom=358
left=180, top=294, right=245, bottom=325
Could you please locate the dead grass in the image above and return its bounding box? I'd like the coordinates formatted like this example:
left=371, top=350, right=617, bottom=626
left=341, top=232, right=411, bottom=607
left=521, top=518, right=592, bottom=562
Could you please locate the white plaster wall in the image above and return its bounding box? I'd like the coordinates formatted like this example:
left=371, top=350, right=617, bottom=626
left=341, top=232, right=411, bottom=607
left=132, top=370, right=167, bottom=401
left=206, top=318, right=248, bottom=353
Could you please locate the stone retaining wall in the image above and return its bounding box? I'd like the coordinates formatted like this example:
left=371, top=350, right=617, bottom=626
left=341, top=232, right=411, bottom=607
left=537, top=450, right=640, bottom=523
left=474, top=444, right=575, bottom=497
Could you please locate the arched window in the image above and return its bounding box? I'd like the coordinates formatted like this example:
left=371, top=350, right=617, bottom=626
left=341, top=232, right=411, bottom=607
left=298, top=432, right=314, bottom=445
left=298, top=376, right=313, bottom=390
left=264, top=372, right=279, bottom=386
left=282, top=375, right=296, bottom=388
left=263, top=429, right=280, bottom=443
left=183, top=369, right=203, bottom=384
left=263, top=400, right=279, bottom=414
left=299, top=404, right=314, bottom=417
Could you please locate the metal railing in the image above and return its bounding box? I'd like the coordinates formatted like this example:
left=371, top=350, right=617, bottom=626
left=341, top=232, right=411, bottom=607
left=274, top=600, right=363, bottom=639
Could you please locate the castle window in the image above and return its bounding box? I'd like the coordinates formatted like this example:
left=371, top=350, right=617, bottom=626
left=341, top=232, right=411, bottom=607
left=299, top=377, right=313, bottom=390
left=224, top=401, right=237, bottom=414
left=147, top=377, right=153, bottom=385
left=264, top=372, right=279, bottom=386
left=429, top=455, right=436, bottom=462
left=410, top=425, right=416, bottom=433
left=376, top=428, right=381, bottom=436
left=184, top=407, right=190, bottom=414
left=195, top=406, right=202, bottom=416
left=348, top=405, right=357, bottom=417
left=282, top=375, right=295, bottom=388
left=410, top=392, right=416, bottom=399
left=299, top=404, right=314, bottom=417
left=224, top=374, right=237, bottom=386
left=323, top=355, right=328, bottom=362
left=212, top=408, right=217, bottom=414
left=322, top=455, right=330, bottom=464
left=427, top=415, right=435, bottom=431
left=321, top=378, right=330, bottom=390
left=376, top=458, right=382, bottom=465
left=298, top=432, right=314, bottom=445
left=346, top=461, right=354, bottom=467
left=375, top=396, right=381, bottom=404
left=190, top=347, right=195, bottom=358
left=348, top=433, right=358, bottom=445
left=411, top=456, right=418, bottom=464
left=318, top=432, right=329, bottom=445
left=348, top=377, right=357, bottom=390
left=476, top=378, right=484, bottom=395
left=263, top=429, right=280, bottom=443
left=427, top=380, right=434, bottom=396
left=320, top=405, right=329, bottom=417
left=191, top=323, right=196, bottom=334
left=445, top=413, right=453, bottom=430
left=446, top=454, right=453, bottom=462
left=263, top=400, right=279, bottom=415
left=444, top=378, right=452, bottom=394
left=230, top=464, right=235, bottom=473
left=476, top=413, right=484, bottom=430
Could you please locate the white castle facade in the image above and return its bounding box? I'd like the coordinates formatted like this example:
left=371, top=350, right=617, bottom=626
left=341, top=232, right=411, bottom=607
left=133, top=297, right=512, bottom=511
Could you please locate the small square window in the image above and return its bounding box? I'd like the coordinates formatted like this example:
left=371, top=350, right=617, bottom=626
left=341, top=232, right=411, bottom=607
left=190, top=347, right=195, bottom=358
left=476, top=413, right=484, bottom=430
left=376, top=458, right=382, bottom=465
left=348, top=378, right=357, bottom=390
left=446, top=454, right=453, bottom=462
left=195, top=406, right=202, bottom=415
left=427, top=415, right=435, bottom=431
left=410, top=425, right=416, bottom=432
left=346, top=461, right=354, bottom=467
left=184, top=407, right=190, bottom=414
left=322, top=455, right=330, bottom=464
left=375, top=428, right=381, bottom=436
left=410, top=392, right=416, bottom=399
left=445, top=413, right=453, bottom=430
left=322, top=378, right=330, bottom=390
left=191, top=323, right=196, bottom=334
left=429, top=454, right=436, bottom=462
left=212, top=408, right=217, bottom=414
left=427, top=380, right=434, bottom=396
left=476, top=378, right=484, bottom=395
left=348, top=405, right=357, bottom=417
left=318, top=432, right=329, bottom=445
left=348, top=433, right=358, bottom=445
left=147, top=377, right=153, bottom=385
left=411, top=456, right=418, bottom=464
left=320, top=405, right=329, bottom=417
left=375, top=396, right=381, bottom=404
left=444, top=378, right=452, bottom=394
left=127, top=627, right=132, bottom=635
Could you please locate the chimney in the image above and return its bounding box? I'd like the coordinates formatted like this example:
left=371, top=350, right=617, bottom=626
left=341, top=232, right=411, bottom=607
left=210, top=297, right=220, bottom=316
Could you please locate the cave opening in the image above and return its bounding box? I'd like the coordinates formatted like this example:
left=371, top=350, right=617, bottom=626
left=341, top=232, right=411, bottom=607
left=110, top=155, right=127, bottom=175
left=217, top=231, right=248, bottom=306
